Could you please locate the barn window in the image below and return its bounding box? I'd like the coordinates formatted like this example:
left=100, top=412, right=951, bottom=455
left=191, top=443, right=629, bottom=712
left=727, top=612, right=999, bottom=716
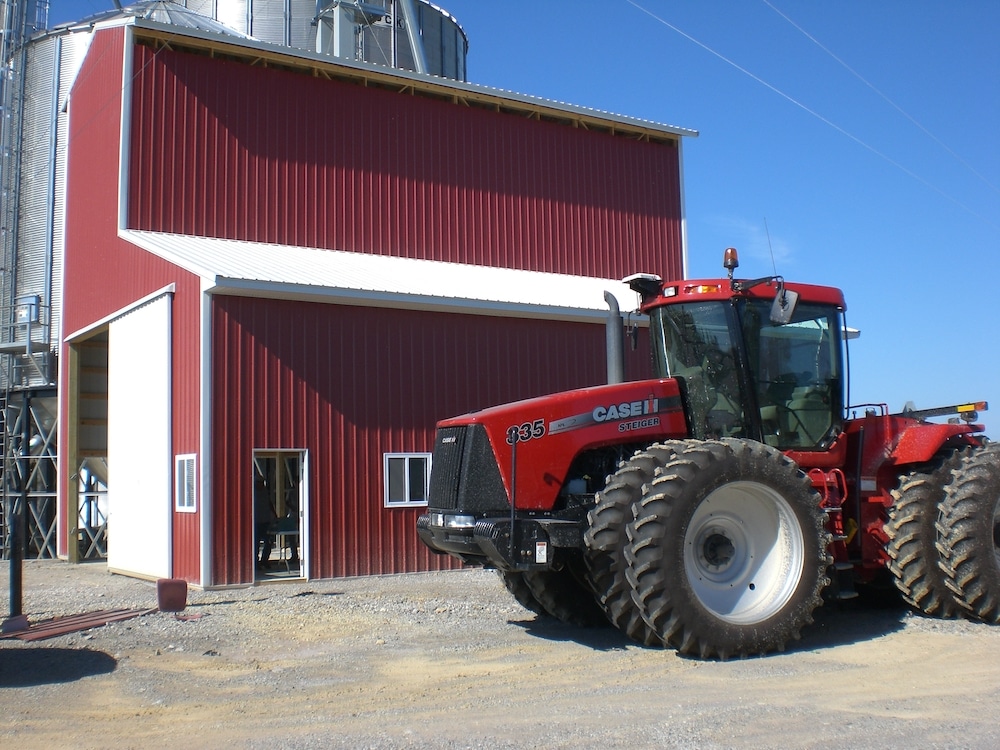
left=175, top=454, right=197, bottom=513
left=383, top=453, right=431, bottom=507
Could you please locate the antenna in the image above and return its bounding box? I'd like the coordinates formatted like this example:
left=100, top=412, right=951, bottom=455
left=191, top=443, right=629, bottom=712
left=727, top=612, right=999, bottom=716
left=764, top=217, right=777, bottom=277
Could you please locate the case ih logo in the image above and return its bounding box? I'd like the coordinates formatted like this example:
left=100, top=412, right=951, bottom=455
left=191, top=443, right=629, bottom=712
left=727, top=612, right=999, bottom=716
left=549, top=396, right=682, bottom=436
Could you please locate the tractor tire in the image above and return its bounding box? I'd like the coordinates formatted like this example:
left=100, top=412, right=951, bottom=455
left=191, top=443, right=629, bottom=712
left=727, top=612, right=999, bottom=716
left=584, top=442, right=684, bottom=647
left=884, top=450, right=969, bottom=617
left=521, top=565, right=609, bottom=628
left=625, top=438, right=830, bottom=659
left=498, top=570, right=546, bottom=616
left=936, top=445, right=1000, bottom=623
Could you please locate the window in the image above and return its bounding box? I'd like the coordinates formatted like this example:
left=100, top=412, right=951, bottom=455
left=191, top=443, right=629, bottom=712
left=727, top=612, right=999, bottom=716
left=383, top=453, right=431, bottom=507
left=175, top=454, right=197, bottom=512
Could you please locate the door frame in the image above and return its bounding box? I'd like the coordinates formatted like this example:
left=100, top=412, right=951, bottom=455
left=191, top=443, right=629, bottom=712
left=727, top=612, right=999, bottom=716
left=252, top=449, right=309, bottom=580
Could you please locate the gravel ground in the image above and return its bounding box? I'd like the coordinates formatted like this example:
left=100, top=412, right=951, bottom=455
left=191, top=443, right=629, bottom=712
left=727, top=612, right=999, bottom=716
left=2, top=560, right=1000, bottom=749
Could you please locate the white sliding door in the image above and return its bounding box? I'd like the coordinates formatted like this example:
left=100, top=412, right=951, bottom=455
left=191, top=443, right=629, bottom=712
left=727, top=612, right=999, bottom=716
left=106, top=294, right=172, bottom=578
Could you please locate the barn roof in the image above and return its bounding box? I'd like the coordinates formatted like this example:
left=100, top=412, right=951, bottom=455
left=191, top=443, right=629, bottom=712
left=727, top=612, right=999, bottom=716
left=122, top=230, right=639, bottom=322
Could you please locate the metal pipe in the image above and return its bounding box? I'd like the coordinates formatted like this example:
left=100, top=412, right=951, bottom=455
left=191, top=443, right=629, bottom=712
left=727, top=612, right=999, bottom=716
left=604, top=291, right=624, bottom=385
left=397, top=0, right=428, bottom=74
left=2, top=393, right=29, bottom=633
left=508, top=428, right=517, bottom=564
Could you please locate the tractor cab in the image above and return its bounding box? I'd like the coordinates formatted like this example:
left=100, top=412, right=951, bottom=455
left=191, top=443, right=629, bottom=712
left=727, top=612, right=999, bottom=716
left=629, top=249, right=847, bottom=452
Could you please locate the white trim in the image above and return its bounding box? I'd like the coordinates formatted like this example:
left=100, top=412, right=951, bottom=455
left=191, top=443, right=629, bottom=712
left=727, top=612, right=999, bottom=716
left=64, top=283, right=176, bottom=343
left=119, top=26, right=134, bottom=232
left=383, top=453, right=432, bottom=508
left=175, top=454, right=197, bottom=513
left=210, top=277, right=621, bottom=323
left=299, top=450, right=310, bottom=580
left=678, top=138, right=690, bottom=280
left=199, top=280, right=212, bottom=587
left=57, top=84, right=72, bottom=559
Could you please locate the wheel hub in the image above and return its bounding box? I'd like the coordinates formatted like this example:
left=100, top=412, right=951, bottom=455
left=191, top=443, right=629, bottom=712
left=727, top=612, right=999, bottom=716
left=684, top=480, right=805, bottom=625
left=700, top=531, right=736, bottom=569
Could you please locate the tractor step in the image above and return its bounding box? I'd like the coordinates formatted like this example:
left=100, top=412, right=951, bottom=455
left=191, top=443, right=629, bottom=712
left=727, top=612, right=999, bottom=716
left=830, top=561, right=859, bottom=600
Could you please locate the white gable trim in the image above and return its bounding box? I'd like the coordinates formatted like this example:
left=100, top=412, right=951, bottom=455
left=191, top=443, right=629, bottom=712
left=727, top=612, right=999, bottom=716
left=64, top=283, right=176, bottom=343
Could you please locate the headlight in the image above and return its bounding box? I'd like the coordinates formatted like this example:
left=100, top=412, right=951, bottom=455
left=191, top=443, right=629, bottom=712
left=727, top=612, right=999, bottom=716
left=444, top=514, right=476, bottom=529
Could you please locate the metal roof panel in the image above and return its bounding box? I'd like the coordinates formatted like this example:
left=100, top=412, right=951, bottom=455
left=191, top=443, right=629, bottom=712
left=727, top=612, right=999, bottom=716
left=121, top=230, right=638, bottom=322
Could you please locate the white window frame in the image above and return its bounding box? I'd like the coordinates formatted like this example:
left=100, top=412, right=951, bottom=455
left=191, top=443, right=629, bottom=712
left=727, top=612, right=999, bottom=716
left=175, top=454, right=197, bottom=513
left=383, top=453, right=432, bottom=508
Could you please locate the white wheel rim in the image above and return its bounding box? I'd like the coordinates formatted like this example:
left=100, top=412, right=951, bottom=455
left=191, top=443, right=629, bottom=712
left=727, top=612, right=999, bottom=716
left=683, top=481, right=805, bottom=625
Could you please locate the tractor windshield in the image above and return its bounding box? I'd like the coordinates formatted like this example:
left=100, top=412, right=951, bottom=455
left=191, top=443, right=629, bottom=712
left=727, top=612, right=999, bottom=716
left=650, top=299, right=844, bottom=450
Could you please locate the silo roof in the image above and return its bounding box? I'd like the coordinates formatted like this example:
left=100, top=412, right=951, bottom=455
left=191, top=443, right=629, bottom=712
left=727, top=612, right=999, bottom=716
left=121, top=230, right=639, bottom=323
left=49, top=1, right=250, bottom=40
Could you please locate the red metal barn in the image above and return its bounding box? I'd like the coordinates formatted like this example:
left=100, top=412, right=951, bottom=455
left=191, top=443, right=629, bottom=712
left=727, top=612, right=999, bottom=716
left=57, top=21, right=694, bottom=587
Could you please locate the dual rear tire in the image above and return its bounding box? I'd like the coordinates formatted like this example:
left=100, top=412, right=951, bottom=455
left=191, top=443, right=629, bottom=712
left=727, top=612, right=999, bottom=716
left=885, top=451, right=969, bottom=617
left=885, top=444, right=1000, bottom=622
left=936, top=445, right=1000, bottom=623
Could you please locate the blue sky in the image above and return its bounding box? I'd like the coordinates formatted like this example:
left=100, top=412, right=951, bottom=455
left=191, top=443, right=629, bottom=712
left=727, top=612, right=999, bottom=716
left=51, top=1, right=999, bottom=434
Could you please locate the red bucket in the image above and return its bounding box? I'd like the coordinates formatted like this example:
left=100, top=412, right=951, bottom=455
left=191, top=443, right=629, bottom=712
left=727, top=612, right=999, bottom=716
left=156, top=578, right=188, bottom=612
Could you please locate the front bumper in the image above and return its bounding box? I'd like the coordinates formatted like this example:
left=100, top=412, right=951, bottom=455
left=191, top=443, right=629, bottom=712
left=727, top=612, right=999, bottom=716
left=416, top=511, right=586, bottom=570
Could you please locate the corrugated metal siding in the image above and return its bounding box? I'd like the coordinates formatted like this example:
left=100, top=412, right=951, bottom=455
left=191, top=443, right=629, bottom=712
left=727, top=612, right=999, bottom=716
left=289, top=0, right=315, bottom=50
left=59, top=28, right=203, bottom=580
left=216, top=0, right=249, bottom=37
left=211, top=295, right=649, bottom=584
left=14, top=37, right=56, bottom=338
left=418, top=3, right=467, bottom=81
left=127, top=43, right=684, bottom=282
left=14, top=32, right=87, bottom=351
left=250, top=0, right=287, bottom=44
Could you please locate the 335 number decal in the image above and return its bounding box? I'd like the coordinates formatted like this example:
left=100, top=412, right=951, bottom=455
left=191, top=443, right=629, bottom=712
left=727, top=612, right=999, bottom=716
left=506, top=419, right=546, bottom=445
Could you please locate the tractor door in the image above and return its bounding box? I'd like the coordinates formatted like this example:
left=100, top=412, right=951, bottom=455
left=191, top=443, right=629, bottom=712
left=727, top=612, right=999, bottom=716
left=650, top=300, right=749, bottom=440
left=737, top=299, right=845, bottom=451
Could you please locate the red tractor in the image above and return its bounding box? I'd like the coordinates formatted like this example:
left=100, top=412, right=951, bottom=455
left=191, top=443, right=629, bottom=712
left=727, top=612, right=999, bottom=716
left=417, top=248, right=997, bottom=658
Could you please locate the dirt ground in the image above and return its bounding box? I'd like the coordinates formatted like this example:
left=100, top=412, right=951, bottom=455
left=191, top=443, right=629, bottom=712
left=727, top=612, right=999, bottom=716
left=2, top=560, right=1000, bottom=749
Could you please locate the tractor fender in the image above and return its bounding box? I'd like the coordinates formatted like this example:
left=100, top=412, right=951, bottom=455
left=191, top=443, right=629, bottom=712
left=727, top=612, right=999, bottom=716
left=890, top=422, right=983, bottom=465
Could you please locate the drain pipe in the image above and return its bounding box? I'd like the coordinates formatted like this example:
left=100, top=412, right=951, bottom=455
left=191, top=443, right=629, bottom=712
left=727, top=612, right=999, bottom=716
left=604, top=291, right=624, bottom=385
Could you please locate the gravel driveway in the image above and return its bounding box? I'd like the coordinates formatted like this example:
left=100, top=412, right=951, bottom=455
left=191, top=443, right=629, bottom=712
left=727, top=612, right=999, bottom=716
left=2, top=560, right=1000, bottom=749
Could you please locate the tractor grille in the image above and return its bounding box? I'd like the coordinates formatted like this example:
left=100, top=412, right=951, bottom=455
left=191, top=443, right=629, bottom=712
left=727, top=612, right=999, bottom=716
left=428, top=427, right=467, bottom=510
left=428, top=424, right=508, bottom=513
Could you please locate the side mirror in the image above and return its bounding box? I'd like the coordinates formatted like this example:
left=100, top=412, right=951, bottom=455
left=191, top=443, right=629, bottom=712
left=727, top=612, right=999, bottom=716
left=769, top=286, right=799, bottom=324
